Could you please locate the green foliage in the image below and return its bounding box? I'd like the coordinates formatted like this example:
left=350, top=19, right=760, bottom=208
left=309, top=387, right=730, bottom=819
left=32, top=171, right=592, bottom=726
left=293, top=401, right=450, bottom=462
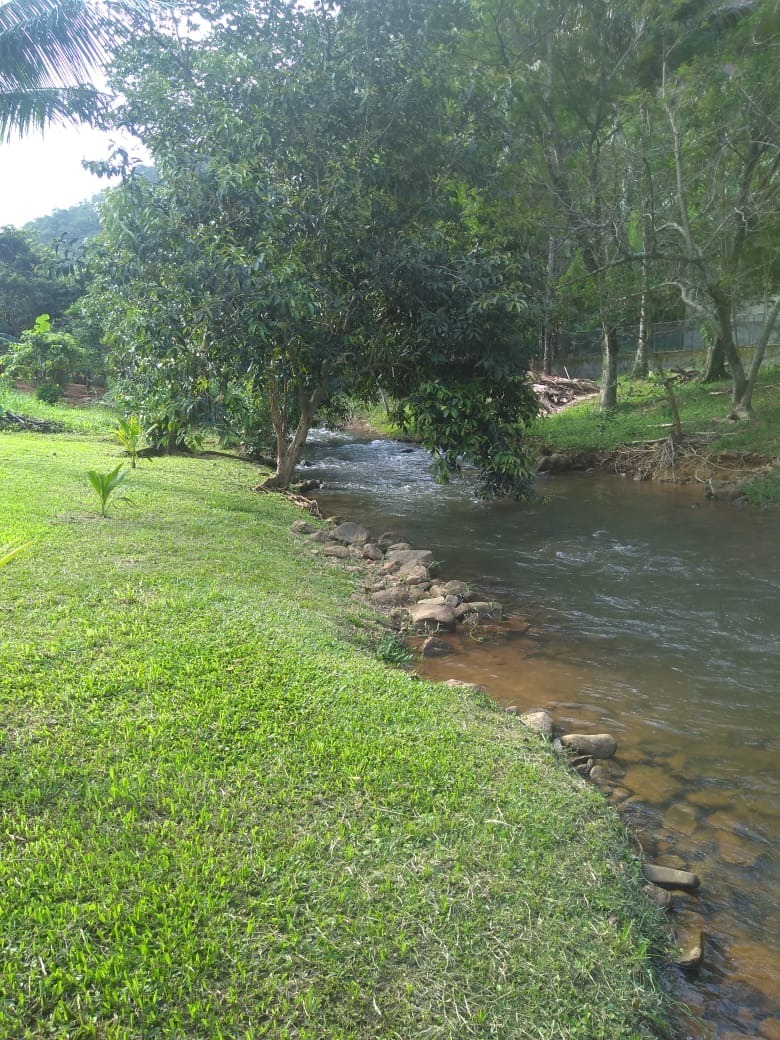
left=743, top=470, right=780, bottom=506
left=88, top=0, right=537, bottom=495
left=0, top=227, right=82, bottom=339
left=0, top=0, right=125, bottom=141
left=400, top=375, right=538, bottom=498
left=374, top=631, right=415, bottom=667
left=34, top=381, right=62, bottom=404
left=115, top=415, right=145, bottom=467
left=86, top=463, right=131, bottom=517
left=7, top=312, right=88, bottom=388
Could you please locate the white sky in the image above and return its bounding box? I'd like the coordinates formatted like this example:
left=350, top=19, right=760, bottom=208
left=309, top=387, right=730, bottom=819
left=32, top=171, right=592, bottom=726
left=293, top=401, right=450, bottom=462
left=0, top=123, right=144, bottom=228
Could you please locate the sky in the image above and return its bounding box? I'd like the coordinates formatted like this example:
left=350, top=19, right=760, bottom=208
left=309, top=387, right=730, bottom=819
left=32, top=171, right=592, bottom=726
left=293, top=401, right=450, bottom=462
left=0, top=124, right=144, bottom=228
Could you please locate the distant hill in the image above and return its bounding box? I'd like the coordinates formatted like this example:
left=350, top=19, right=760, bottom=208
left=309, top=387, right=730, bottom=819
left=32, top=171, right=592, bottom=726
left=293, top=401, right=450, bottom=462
left=26, top=198, right=102, bottom=247
left=24, top=165, right=158, bottom=249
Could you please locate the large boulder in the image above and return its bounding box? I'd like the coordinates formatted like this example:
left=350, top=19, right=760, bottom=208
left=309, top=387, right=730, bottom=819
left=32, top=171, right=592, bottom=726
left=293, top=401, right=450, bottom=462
left=385, top=548, right=434, bottom=568
left=308, top=529, right=335, bottom=544
left=560, top=733, right=617, bottom=759
left=405, top=602, right=457, bottom=631
left=333, top=521, right=370, bottom=545
left=399, top=563, right=430, bottom=586
left=520, top=710, right=555, bottom=739
left=370, top=587, right=416, bottom=608
left=322, top=543, right=352, bottom=559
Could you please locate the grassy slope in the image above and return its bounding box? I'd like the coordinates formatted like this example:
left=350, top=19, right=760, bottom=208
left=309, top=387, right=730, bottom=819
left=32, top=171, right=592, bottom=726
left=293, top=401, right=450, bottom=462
left=0, top=406, right=670, bottom=1039
left=532, top=369, right=780, bottom=502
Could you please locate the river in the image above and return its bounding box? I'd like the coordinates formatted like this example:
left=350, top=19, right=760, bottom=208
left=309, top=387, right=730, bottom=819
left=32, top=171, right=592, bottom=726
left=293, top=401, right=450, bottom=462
left=302, top=430, right=780, bottom=1040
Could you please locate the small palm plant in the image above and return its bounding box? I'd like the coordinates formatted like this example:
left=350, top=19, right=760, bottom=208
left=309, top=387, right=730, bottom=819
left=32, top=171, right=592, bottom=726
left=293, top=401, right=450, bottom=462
left=87, top=464, right=132, bottom=518
left=0, top=541, right=31, bottom=568
left=115, top=415, right=145, bottom=468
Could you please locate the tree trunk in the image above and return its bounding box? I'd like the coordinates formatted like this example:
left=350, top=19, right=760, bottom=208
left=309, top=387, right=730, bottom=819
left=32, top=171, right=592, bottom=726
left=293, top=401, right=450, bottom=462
left=542, top=235, right=558, bottom=376
left=598, top=324, right=619, bottom=410
left=632, top=267, right=651, bottom=379
left=261, top=384, right=325, bottom=490
left=542, top=323, right=557, bottom=376
left=729, top=295, right=780, bottom=418
left=699, top=330, right=727, bottom=383
left=709, top=287, right=748, bottom=408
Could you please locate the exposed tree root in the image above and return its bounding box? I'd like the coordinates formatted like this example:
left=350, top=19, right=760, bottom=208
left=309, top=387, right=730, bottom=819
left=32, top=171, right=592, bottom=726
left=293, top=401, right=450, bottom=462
left=254, top=483, right=322, bottom=515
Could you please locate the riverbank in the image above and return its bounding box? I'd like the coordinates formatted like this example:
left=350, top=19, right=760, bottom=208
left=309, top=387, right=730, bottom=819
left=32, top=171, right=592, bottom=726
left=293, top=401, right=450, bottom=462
left=0, top=422, right=673, bottom=1038
left=532, top=369, right=780, bottom=505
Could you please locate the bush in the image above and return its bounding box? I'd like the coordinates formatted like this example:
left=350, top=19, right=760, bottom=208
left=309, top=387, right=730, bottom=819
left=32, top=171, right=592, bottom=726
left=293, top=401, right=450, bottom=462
left=35, top=382, right=63, bottom=404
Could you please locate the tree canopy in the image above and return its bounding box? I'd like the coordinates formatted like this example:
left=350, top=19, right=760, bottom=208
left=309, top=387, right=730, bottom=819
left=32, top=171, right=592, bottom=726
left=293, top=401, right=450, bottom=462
left=90, top=0, right=539, bottom=495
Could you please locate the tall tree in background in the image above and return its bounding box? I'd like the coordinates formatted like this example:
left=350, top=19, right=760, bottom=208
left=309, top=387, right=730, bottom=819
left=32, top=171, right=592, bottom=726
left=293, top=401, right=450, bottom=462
left=473, top=0, right=652, bottom=409
left=653, top=0, right=780, bottom=413
left=0, top=226, right=82, bottom=337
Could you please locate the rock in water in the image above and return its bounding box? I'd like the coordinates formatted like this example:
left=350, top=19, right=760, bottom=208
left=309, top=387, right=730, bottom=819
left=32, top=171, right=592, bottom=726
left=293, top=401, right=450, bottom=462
left=642, top=863, right=701, bottom=892
left=405, top=602, right=457, bottom=631
left=560, top=733, right=618, bottom=759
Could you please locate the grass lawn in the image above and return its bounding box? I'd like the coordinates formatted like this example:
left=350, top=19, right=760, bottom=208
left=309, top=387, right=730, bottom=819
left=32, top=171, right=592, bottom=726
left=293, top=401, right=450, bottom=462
left=0, top=403, right=671, bottom=1038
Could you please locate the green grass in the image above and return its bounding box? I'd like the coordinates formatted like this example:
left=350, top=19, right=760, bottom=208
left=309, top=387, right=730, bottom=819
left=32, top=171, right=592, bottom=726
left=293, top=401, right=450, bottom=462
left=0, top=381, right=118, bottom=436
left=534, top=368, right=780, bottom=455
left=0, top=410, right=672, bottom=1038
left=533, top=368, right=780, bottom=502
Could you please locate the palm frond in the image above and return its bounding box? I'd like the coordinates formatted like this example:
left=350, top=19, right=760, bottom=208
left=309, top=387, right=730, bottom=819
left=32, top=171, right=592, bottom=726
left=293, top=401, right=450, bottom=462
left=0, top=1, right=111, bottom=90
left=0, top=84, right=107, bottom=141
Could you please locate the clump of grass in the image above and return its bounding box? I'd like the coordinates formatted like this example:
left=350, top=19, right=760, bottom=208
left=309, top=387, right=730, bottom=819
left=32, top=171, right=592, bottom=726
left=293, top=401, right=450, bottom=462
left=0, top=427, right=672, bottom=1039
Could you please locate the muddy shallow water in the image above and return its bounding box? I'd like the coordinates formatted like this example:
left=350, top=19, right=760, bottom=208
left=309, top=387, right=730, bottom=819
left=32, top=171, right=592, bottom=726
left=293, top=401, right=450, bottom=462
left=304, top=431, right=780, bottom=1040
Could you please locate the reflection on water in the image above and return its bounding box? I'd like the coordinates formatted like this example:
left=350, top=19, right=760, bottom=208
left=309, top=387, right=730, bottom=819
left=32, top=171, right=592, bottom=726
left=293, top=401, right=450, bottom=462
left=305, top=431, right=780, bottom=1039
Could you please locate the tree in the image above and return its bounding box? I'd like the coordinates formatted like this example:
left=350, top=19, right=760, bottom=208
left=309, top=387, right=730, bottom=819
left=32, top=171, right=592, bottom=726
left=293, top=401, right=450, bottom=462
left=654, top=0, right=780, bottom=414
left=90, top=0, right=538, bottom=496
left=471, top=0, right=655, bottom=409
left=0, top=226, right=81, bottom=338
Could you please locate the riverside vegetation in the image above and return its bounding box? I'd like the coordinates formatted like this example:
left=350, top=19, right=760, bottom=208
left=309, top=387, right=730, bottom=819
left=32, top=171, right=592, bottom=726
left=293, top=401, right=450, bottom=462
left=0, top=391, right=673, bottom=1039
left=532, top=369, right=780, bottom=505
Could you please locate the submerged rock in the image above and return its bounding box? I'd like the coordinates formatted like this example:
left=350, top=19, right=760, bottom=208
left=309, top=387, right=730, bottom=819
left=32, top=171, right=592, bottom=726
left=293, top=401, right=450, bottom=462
left=421, top=636, right=452, bottom=658
left=454, top=601, right=502, bottom=619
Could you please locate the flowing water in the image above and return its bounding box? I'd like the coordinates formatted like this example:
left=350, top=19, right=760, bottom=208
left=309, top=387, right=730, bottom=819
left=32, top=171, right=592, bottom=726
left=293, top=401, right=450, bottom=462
left=303, top=431, right=780, bottom=1040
